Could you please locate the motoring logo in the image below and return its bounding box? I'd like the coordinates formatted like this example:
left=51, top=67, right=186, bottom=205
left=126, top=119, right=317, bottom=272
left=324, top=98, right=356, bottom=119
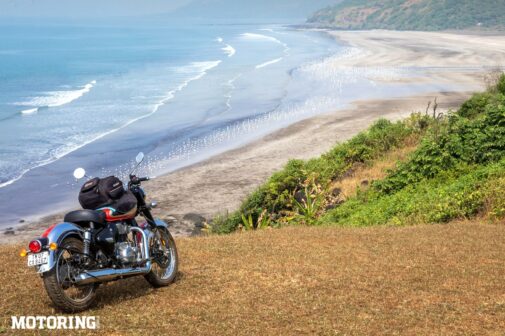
left=11, top=316, right=99, bottom=330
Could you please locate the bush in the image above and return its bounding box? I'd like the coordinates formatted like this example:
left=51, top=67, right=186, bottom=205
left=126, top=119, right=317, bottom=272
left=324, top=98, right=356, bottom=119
left=374, top=92, right=505, bottom=195
left=324, top=160, right=505, bottom=226
left=211, top=118, right=418, bottom=233
left=323, top=82, right=505, bottom=227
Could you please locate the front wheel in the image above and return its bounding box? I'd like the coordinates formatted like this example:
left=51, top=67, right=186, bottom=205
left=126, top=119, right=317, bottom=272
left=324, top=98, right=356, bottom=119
left=42, top=237, right=97, bottom=312
left=144, top=228, right=178, bottom=287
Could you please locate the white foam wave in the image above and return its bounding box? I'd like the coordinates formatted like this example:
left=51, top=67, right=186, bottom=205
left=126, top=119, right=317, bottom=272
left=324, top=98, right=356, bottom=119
left=0, top=63, right=221, bottom=189
left=256, top=57, right=283, bottom=69
left=21, top=108, right=38, bottom=115
left=223, top=74, right=241, bottom=112
left=0, top=168, right=30, bottom=188
left=216, top=37, right=236, bottom=58
left=54, top=61, right=222, bottom=167
left=15, top=80, right=97, bottom=110
left=241, top=33, right=289, bottom=54
left=222, top=44, right=236, bottom=57
left=241, top=33, right=282, bottom=44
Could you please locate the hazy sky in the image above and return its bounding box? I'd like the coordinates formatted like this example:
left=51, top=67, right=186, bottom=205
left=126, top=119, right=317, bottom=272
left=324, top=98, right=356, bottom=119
left=0, top=0, right=336, bottom=19
left=0, top=0, right=192, bottom=18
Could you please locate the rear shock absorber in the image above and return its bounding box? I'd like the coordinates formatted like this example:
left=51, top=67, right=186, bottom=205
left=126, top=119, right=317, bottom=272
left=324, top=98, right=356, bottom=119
left=83, top=229, right=92, bottom=265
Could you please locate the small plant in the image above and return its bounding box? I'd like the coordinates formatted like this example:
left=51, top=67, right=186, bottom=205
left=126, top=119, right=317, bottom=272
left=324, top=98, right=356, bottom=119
left=292, top=177, right=326, bottom=225
left=240, top=209, right=271, bottom=231
left=241, top=214, right=254, bottom=231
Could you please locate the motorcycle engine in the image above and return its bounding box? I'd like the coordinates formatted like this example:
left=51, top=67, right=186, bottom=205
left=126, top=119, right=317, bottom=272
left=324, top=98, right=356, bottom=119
left=115, top=242, right=138, bottom=265
left=114, top=223, right=139, bottom=265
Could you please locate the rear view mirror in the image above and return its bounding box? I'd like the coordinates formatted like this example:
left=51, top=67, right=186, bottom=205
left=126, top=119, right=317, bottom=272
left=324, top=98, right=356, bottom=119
left=73, top=168, right=86, bottom=180
left=135, top=152, right=145, bottom=164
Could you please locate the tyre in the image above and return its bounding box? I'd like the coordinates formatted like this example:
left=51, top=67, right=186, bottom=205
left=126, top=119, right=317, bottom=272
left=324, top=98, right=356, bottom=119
left=144, top=228, right=178, bottom=287
left=42, top=237, right=97, bottom=312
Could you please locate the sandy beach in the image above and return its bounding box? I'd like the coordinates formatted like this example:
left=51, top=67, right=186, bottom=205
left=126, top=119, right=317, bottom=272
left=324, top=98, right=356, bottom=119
left=4, top=29, right=505, bottom=244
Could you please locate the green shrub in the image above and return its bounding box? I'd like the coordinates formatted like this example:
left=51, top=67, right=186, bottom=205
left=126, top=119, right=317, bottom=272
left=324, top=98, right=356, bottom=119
left=209, top=212, right=242, bottom=235
left=324, top=160, right=505, bottom=226
left=323, top=83, right=505, bottom=227
left=211, top=118, right=417, bottom=233
left=374, top=92, right=505, bottom=195
left=458, top=92, right=492, bottom=118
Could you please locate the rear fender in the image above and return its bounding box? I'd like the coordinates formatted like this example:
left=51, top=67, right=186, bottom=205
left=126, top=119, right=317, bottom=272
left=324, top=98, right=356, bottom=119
left=36, top=222, right=84, bottom=274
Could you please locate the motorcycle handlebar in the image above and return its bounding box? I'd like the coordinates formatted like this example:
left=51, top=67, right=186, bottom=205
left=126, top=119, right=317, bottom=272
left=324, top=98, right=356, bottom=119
left=129, top=175, right=150, bottom=184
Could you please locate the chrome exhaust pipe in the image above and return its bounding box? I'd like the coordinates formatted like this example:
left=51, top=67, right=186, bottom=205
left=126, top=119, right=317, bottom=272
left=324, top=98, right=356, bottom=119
left=74, top=261, right=151, bottom=285
left=74, top=227, right=153, bottom=285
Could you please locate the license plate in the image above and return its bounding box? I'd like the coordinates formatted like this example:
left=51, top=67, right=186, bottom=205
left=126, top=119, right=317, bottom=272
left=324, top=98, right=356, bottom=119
left=27, top=251, right=49, bottom=267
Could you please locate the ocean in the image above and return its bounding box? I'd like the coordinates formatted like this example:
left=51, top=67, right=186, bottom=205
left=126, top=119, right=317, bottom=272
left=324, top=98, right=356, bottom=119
left=0, top=21, right=469, bottom=227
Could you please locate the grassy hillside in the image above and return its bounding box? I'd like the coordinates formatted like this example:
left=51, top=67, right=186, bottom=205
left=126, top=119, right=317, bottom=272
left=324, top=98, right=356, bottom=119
left=210, top=73, right=505, bottom=233
left=3, top=223, right=505, bottom=334
left=307, top=0, right=505, bottom=31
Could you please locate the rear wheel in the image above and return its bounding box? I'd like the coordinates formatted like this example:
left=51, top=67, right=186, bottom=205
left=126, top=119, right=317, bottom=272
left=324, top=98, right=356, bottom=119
left=144, top=228, right=178, bottom=287
left=42, top=237, right=97, bottom=312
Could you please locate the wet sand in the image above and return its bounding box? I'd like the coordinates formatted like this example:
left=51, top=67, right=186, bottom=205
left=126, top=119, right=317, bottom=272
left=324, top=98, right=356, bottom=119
left=4, top=29, right=505, bottom=244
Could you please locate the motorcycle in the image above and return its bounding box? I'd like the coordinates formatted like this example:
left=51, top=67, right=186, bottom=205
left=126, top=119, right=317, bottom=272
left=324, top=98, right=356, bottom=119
left=20, top=152, right=178, bottom=312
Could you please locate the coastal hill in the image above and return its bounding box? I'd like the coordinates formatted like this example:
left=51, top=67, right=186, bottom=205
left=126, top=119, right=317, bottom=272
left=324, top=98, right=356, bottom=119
left=307, top=0, right=505, bottom=31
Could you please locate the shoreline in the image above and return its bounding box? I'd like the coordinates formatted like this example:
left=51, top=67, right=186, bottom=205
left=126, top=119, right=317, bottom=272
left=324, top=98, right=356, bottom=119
left=4, top=29, right=505, bottom=244
left=1, top=91, right=471, bottom=244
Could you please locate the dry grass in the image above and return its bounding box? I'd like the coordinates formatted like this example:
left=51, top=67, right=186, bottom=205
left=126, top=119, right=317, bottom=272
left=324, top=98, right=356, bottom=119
left=1, top=222, right=505, bottom=335
left=332, top=138, right=419, bottom=200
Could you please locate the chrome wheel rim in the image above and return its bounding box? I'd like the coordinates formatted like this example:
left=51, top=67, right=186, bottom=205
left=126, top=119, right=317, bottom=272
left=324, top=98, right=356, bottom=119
left=151, top=229, right=176, bottom=280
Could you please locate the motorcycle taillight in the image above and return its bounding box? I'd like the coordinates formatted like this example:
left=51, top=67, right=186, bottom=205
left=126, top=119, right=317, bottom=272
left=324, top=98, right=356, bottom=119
left=28, top=240, right=42, bottom=253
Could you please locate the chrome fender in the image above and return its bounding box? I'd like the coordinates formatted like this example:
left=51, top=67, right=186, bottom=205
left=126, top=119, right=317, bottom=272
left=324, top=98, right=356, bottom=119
left=36, top=222, right=84, bottom=274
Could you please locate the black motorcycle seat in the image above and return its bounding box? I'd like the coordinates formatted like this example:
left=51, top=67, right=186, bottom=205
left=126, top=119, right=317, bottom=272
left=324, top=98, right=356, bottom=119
left=64, top=209, right=106, bottom=227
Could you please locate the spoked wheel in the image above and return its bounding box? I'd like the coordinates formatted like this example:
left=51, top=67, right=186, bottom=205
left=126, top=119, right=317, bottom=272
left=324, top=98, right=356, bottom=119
left=43, top=237, right=97, bottom=312
left=144, top=227, right=178, bottom=287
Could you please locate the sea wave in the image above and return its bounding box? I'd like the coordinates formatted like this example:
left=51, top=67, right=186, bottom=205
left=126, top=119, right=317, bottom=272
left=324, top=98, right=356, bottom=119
left=21, top=108, right=38, bottom=115
left=224, top=74, right=242, bottom=112
left=15, top=80, right=97, bottom=112
left=241, top=33, right=283, bottom=44
left=216, top=37, right=236, bottom=58
left=0, top=62, right=221, bottom=189
left=256, top=57, right=283, bottom=69
left=222, top=44, right=236, bottom=57
left=241, top=33, right=289, bottom=53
